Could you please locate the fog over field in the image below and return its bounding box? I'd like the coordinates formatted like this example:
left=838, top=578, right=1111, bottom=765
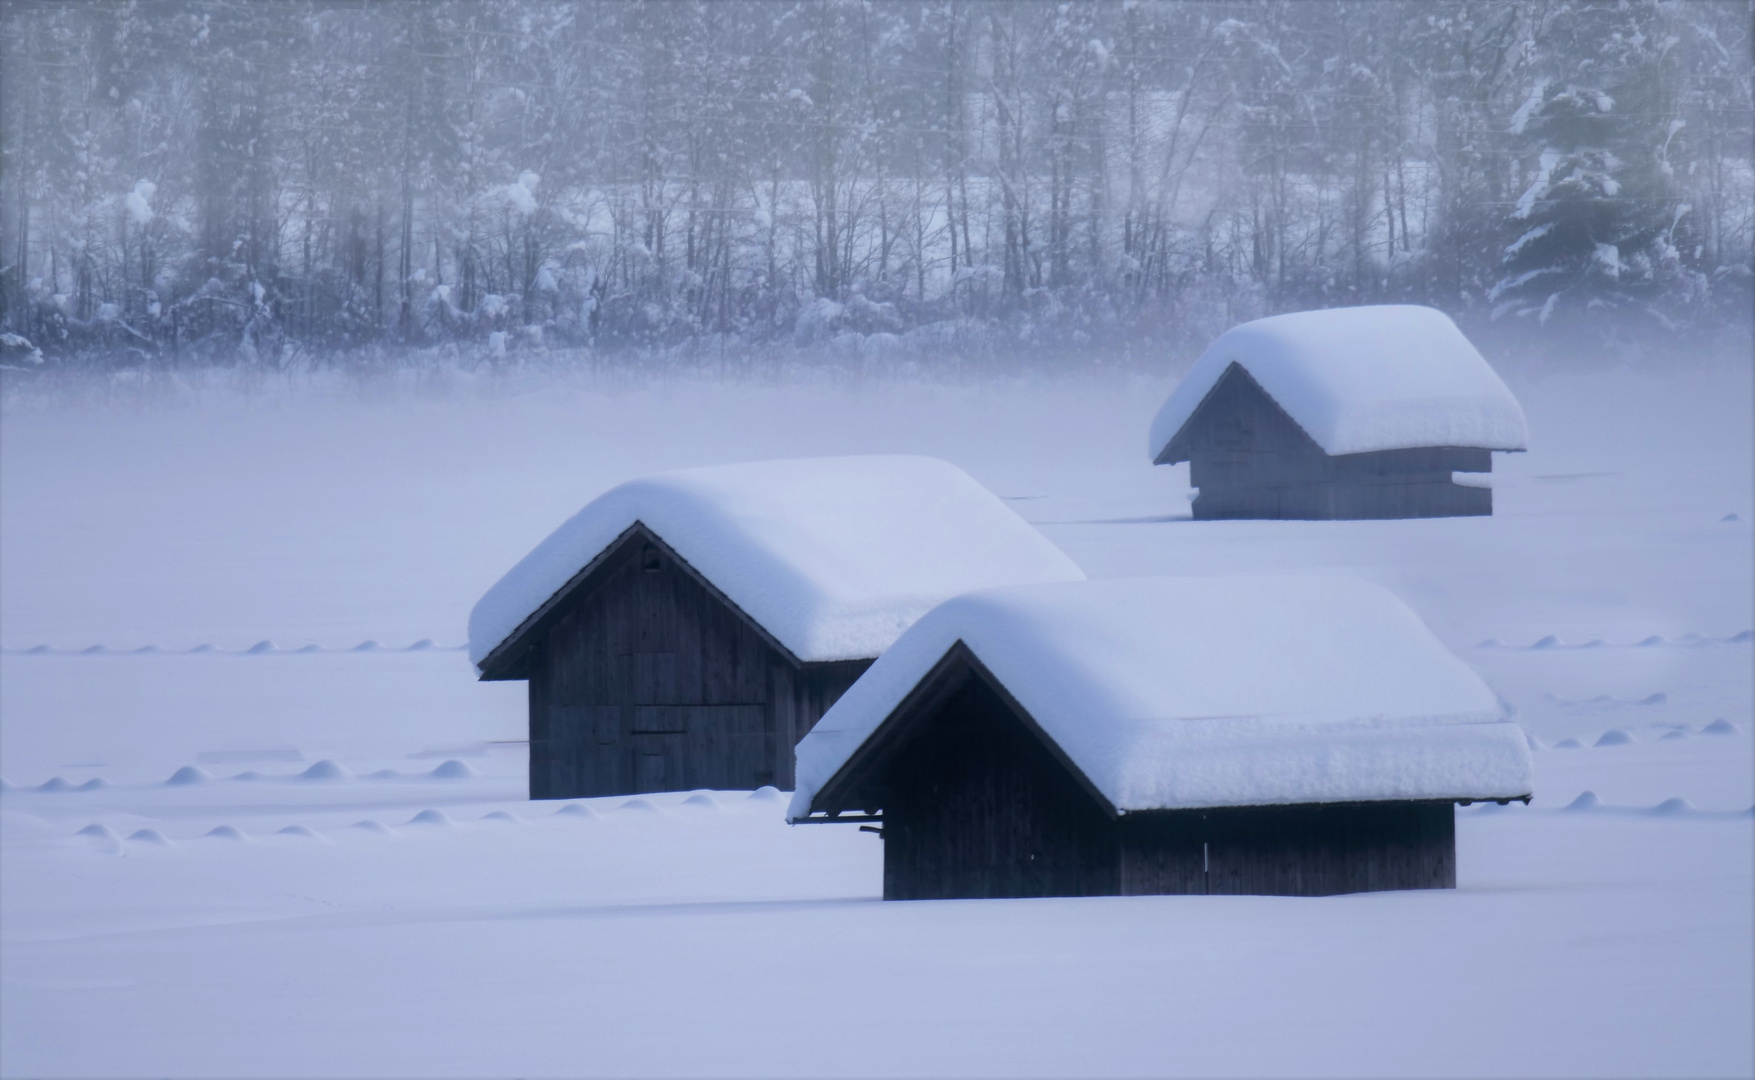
left=1, top=3, right=1751, bottom=1078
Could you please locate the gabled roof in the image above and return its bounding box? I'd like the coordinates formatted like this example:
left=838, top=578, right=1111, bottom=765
left=1149, top=305, right=1529, bottom=462
left=790, top=575, right=1532, bottom=820
left=467, top=455, right=1086, bottom=672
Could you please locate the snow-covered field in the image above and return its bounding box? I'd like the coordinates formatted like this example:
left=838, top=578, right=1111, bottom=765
left=2, top=363, right=1751, bottom=1077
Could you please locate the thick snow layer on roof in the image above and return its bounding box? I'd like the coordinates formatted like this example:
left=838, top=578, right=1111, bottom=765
left=1149, top=305, right=1529, bottom=460
left=468, top=455, right=1085, bottom=669
left=791, top=575, right=1531, bottom=819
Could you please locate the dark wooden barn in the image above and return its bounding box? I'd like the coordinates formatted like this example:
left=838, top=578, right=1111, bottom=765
left=1147, top=305, right=1528, bottom=521
left=1156, top=362, right=1496, bottom=520
left=468, top=456, right=1085, bottom=800
left=789, top=576, right=1534, bottom=900
left=476, top=524, right=872, bottom=796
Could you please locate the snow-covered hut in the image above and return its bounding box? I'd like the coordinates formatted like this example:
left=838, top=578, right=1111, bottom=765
left=469, top=456, right=1085, bottom=799
left=1149, top=306, right=1529, bottom=520
left=789, top=576, right=1532, bottom=900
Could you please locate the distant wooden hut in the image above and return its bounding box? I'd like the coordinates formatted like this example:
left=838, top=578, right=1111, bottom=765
left=469, top=456, right=1084, bottom=799
left=1149, top=306, right=1529, bottom=520
left=790, top=576, right=1532, bottom=899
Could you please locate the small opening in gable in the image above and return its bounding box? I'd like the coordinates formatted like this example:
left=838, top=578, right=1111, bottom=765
left=640, top=542, right=662, bottom=573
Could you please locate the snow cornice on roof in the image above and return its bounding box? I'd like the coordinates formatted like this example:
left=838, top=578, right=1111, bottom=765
left=790, top=575, right=1533, bottom=821
left=467, top=455, right=1086, bottom=672
left=1149, top=305, right=1530, bottom=462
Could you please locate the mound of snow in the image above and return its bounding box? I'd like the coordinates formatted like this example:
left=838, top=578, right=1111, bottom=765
left=1660, top=730, right=1687, bottom=741
left=406, top=809, right=451, bottom=826
left=428, top=759, right=475, bottom=780
left=480, top=811, right=520, bottom=823
left=1148, top=305, right=1528, bottom=461
left=1637, top=692, right=1668, bottom=706
left=1701, top=719, right=1739, bottom=736
left=791, top=575, right=1531, bottom=819
left=350, top=820, right=390, bottom=834
left=245, top=640, right=275, bottom=654
left=351, top=640, right=382, bottom=652
left=619, top=798, right=661, bottom=814
left=275, top=825, right=319, bottom=839
left=406, top=639, right=435, bottom=651
left=1637, top=636, right=1666, bottom=646
left=1649, top=798, right=1694, bottom=816
left=1554, top=738, right=1584, bottom=749
left=553, top=803, right=596, bottom=818
left=38, top=777, right=72, bottom=792
left=1530, top=636, right=1560, bottom=649
left=204, top=826, right=246, bottom=841
left=76, top=778, right=106, bottom=791
left=127, top=829, right=170, bottom=845
left=76, top=823, right=120, bottom=840
left=747, top=786, right=784, bottom=803
left=165, top=765, right=212, bottom=786
left=681, top=792, right=718, bottom=810
left=297, top=760, right=350, bottom=782
left=468, top=455, right=1085, bottom=668
left=1595, top=730, right=1633, bottom=747
left=1566, top=791, right=1601, bottom=811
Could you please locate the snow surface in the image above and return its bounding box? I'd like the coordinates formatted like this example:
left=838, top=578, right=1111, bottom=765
left=2, top=362, right=1750, bottom=1077
left=793, top=576, right=1530, bottom=818
left=1147, top=305, right=1530, bottom=460
left=467, top=455, right=1084, bottom=667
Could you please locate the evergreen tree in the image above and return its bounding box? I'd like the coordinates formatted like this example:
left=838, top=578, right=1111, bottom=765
left=1490, top=4, right=1697, bottom=343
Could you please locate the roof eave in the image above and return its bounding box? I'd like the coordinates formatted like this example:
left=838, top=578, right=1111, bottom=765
left=805, top=640, right=1120, bottom=821
left=475, top=521, right=815, bottom=681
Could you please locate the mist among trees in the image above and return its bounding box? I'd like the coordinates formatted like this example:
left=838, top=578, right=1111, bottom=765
left=1, top=0, right=1749, bottom=376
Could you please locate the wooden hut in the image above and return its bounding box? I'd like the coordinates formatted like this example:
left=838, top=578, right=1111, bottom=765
left=789, top=576, right=1532, bottom=900
left=1149, top=306, right=1529, bottom=520
left=469, top=456, right=1084, bottom=799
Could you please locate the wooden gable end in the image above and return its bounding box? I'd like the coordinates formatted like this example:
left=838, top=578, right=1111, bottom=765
left=512, top=524, right=874, bottom=797
left=1155, top=362, right=1325, bottom=465
left=808, top=642, right=1114, bottom=821
left=477, top=523, right=798, bottom=682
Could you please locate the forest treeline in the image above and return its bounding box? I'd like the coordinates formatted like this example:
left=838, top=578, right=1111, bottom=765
left=1, top=0, right=1750, bottom=375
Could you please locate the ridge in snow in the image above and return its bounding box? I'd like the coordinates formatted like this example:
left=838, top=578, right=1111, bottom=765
left=791, top=575, right=1533, bottom=820
left=1149, top=305, right=1529, bottom=461
left=468, top=455, right=1085, bottom=669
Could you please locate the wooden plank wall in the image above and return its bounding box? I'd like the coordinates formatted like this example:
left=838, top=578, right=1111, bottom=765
left=1120, top=801, right=1456, bottom=896
left=882, top=675, right=1120, bottom=900
left=528, top=534, right=871, bottom=799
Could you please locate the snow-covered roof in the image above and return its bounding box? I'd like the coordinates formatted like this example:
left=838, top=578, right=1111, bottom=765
left=468, top=455, right=1086, bottom=670
left=790, top=575, right=1531, bottom=819
left=1148, top=305, right=1529, bottom=461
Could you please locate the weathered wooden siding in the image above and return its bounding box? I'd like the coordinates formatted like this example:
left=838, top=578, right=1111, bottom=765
left=870, top=654, right=1457, bottom=899
left=528, top=532, right=871, bottom=799
left=1163, top=363, right=1495, bottom=520
left=881, top=674, right=1119, bottom=900
left=1119, top=801, right=1455, bottom=895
